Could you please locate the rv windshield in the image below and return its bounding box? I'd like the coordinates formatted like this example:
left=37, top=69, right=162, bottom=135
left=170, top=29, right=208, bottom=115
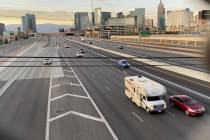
left=147, top=96, right=161, bottom=101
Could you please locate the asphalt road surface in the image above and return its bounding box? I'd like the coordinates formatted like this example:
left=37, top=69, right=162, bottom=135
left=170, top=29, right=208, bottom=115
left=59, top=37, right=210, bottom=140
left=0, top=37, right=56, bottom=140
left=75, top=38, right=208, bottom=72
left=0, top=36, right=209, bottom=140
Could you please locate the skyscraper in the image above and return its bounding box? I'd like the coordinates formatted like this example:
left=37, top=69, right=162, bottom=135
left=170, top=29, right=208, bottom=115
left=94, top=8, right=102, bottom=26
left=74, top=12, right=90, bottom=30
left=0, top=23, right=5, bottom=36
left=157, top=0, right=166, bottom=31
left=94, top=8, right=111, bottom=26
left=101, top=12, right=111, bottom=25
left=166, top=8, right=191, bottom=32
left=116, top=12, right=125, bottom=18
left=129, top=8, right=145, bottom=30
left=22, top=13, right=37, bottom=33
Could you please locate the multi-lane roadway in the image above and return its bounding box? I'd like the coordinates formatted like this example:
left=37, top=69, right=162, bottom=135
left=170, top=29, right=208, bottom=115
left=58, top=37, right=210, bottom=140
left=81, top=38, right=208, bottom=72
left=0, top=36, right=209, bottom=140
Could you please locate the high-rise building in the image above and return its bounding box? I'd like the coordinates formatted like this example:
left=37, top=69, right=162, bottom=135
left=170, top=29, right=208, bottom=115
left=0, top=23, right=5, bottom=36
left=108, top=17, right=137, bottom=26
left=94, top=8, right=102, bottom=26
left=22, top=13, right=37, bottom=33
left=74, top=12, right=90, bottom=30
left=157, top=0, right=166, bottom=31
left=117, top=12, right=125, bottom=18
left=94, top=8, right=111, bottom=26
left=166, top=8, right=191, bottom=32
left=129, top=8, right=145, bottom=30
left=101, top=12, right=111, bottom=25
left=100, top=17, right=137, bottom=38
left=145, top=19, right=153, bottom=31
left=88, top=12, right=95, bottom=26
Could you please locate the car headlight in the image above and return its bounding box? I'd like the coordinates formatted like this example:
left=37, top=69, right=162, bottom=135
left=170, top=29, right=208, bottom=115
left=188, top=108, right=195, bottom=113
left=201, top=107, right=206, bottom=112
left=164, top=104, right=167, bottom=108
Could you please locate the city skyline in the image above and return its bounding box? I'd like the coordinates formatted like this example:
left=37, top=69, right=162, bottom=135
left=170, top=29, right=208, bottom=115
left=0, top=0, right=209, bottom=25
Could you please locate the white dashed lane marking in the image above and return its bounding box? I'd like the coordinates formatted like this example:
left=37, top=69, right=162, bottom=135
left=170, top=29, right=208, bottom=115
left=132, top=112, right=144, bottom=123
left=105, top=86, right=111, bottom=92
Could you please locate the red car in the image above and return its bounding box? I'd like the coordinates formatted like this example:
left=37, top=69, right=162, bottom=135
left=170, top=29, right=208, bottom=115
left=169, top=95, right=205, bottom=116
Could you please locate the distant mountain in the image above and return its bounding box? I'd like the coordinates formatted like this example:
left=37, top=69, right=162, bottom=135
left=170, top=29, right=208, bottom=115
left=5, top=24, right=21, bottom=32
left=6, top=24, right=73, bottom=33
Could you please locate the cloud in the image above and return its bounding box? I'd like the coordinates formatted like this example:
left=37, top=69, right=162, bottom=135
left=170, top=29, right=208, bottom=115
left=0, top=9, right=73, bottom=25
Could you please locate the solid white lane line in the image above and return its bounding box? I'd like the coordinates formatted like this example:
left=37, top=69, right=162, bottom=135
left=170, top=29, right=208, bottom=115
left=51, top=84, right=66, bottom=88
left=49, top=111, right=104, bottom=123
left=45, top=68, right=52, bottom=140
left=64, top=75, right=76, bottom=78
left=166, top=111, right=175, bottom=117
left=70, top=83, right=82, bottom=86
left=69, top=40, right=210, bottom=101
left=132, top=112, right=144, bottom=123
left=63, top=70, right=73, bottom=72
left=51, top=83, right=81, bottom=88
left=50, top=93, right=89, bottom=102
left=105, top=86, right=111, bottom=92
left=60, top=50, right=119, bottom=140
left=0, top=68, right=26, bottom=96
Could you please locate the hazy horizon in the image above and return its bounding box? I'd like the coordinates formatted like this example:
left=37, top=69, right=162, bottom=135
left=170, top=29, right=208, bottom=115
left=0, top=0, right=209, bottom=25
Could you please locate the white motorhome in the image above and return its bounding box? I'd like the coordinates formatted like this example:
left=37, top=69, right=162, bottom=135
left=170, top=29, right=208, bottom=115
left=125, top=75, right=167, bottom=113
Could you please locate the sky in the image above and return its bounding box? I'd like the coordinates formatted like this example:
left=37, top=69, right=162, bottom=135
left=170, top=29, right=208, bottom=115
left=0, top=0, right=210, bottom=25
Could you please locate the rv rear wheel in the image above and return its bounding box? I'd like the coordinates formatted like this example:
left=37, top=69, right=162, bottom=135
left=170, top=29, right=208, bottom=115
left=130, top=97, right=134, bottom=103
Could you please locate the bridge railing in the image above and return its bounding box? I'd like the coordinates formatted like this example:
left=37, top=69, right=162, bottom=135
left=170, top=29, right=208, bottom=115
left=111, top=35, right=208, bottom=48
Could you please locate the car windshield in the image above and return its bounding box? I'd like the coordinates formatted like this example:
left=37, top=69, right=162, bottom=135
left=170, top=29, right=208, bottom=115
left=183, top=98, right=198, bottom=105
left=122, top=61, right=128, bottom=64
left=147, top=96, right=161, bottom=101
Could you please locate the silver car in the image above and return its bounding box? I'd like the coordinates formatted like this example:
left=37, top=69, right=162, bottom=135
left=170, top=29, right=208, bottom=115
left=43, top=58, right=52, bottom=65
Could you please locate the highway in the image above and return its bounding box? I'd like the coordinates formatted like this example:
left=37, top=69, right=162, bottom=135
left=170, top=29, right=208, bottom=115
left=78, top=38, right=208, bottom=72
left=0, top=37, right=56, bottom=140
left=59, top=37, right=210, bottom=140
left=0, top=36, right=209, bottom=140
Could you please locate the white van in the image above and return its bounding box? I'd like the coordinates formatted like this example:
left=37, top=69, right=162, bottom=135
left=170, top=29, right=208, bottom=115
left=125, top=75, right=167, bottom=113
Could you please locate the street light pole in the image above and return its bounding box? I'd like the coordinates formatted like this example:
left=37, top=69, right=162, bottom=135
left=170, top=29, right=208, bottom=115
left=89, top=0, right=94, bottom=38
left=1, top=44, right=5, bottom=57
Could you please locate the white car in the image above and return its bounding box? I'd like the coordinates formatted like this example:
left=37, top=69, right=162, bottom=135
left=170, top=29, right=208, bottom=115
left=76, top=52, right=83, bottom=57
left=43, top=58, right=52, bottom=65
